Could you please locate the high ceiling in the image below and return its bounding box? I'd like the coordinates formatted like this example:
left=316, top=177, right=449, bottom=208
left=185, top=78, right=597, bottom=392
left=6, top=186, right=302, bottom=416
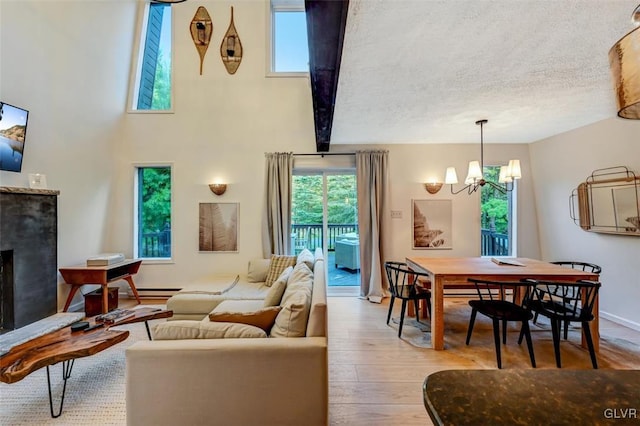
left=329, top=0, right=638, bottom=145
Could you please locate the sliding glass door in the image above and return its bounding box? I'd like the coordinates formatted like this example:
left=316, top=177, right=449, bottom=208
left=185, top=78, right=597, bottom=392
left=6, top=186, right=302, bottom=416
left=292, top=171, right=359, bottom=288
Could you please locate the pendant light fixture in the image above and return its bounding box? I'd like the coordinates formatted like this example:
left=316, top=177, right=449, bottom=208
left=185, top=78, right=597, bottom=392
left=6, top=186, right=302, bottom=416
left=609, top=3, right=640, bottom=119
left=445, top=120, right=521, bottom=195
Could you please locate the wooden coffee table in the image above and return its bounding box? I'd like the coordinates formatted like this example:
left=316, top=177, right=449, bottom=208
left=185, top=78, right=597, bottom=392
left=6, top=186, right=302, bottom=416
left=0, top=307, right=172, bottom=418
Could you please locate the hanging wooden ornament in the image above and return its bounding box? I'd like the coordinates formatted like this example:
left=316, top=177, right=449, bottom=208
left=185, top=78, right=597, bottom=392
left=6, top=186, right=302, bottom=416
left=220, top=6, right=243, bottom=75
left=190, top=6, right=213, bottom=75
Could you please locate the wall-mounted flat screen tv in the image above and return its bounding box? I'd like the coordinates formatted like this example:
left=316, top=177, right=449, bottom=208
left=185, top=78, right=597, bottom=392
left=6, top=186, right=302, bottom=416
left=0, top=102, right=29, bottom=173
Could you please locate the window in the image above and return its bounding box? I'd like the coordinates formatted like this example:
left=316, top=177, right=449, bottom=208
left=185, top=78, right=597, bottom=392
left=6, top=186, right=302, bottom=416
left=480, top=166, right=516, bottom=257
left=129, top=2, right=173, bottom=111
left=134, top=165, right=172, bottom=260
left=269, top=0, right=309, bottom=74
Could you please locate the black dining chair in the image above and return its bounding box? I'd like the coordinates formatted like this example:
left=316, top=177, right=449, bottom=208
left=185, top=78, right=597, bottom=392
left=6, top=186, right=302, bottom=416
left=384, top=261, right=432, bottom=338
left=524, top=279, right=601, bottom=369
left=533, top=261, right=602, bottom=340
left=465, top=279, right=536, bottom=369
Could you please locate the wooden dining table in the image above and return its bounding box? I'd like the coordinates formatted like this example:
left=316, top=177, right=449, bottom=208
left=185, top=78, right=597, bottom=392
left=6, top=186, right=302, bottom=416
left=405, top=257, right=600, bottom=351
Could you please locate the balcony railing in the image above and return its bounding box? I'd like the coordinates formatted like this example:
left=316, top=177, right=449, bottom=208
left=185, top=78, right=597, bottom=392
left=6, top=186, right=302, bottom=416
left=140, top=229, right=171, bottom=258
left=481, top=228, right=509, bottom=256
left=292, top=224, right=358, bottom=252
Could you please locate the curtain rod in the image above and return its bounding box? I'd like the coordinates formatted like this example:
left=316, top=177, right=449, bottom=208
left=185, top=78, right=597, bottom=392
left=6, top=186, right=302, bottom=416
left=293, top=152, right=355, bottom=157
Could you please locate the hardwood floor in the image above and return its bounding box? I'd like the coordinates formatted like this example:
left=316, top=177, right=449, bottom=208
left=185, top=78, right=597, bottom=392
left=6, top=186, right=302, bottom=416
left=326, top=296, right=640, bottom=426
left=128, top=296, right=640, bottom=426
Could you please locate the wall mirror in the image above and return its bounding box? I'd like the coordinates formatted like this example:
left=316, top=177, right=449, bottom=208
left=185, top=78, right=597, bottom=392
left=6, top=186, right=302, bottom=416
left=570, top=166, right=640, bottom=236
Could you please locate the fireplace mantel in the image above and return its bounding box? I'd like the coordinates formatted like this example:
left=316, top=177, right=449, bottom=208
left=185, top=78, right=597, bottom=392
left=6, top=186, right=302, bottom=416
left=0, top=186, right=60, bottom=196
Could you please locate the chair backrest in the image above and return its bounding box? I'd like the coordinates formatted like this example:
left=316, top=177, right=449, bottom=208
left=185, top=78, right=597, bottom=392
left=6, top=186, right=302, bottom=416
left=551, top=261, right=602, bottom=275
left=467, top=278, right=534, bottom=307
left=527, top=279, right=601, bottom=321
left=384, top=261, right=429, bottom=299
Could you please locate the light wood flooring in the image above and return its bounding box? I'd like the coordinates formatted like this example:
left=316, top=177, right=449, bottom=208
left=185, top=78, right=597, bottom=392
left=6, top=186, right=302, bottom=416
left=129, top=296, right=640, bottom=426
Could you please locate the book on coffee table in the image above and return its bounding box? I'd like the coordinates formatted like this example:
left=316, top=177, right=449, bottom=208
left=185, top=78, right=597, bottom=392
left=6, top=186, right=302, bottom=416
left=95, top=309, right=136, bottom=325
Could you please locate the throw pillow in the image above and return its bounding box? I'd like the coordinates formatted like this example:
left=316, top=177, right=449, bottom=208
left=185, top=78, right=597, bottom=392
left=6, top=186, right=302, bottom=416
left=264, top=254, right=296, bottom=286
left=247, top=258, right=271, bottom=283
left=263, top=266, right=292, bottom=307
left=296, top=248, right=315, bottom=270
left=270, top=290, right=312, bottom=338
left=208, top=306, right=282, bottom=333
left=152, top=320, right=267, bottom=340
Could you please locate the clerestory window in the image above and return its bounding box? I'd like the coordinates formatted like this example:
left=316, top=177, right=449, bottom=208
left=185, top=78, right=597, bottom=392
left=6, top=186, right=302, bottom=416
left=129, top=2, right=173, bottom=112
left=268, top=0, right=309, bottom=75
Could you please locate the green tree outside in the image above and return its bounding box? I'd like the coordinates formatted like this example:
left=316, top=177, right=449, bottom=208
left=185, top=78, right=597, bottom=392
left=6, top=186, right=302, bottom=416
left=140, top=167, right=171, bottom=233
left=151, top=50, right=171, bottom=110
left=481, top=166, right=509, bottom=234
left=292, top=175, right=357, bottom=225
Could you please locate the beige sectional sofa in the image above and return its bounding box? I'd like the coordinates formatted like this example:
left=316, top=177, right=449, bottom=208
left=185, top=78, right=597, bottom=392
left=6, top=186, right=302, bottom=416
left=125, top=249, right=328, bottom=426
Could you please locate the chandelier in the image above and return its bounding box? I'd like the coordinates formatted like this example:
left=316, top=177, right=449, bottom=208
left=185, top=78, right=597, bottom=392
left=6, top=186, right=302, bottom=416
left=444, top=120, right=521, bottom=195
left=608, top=4, right=640, bottom=119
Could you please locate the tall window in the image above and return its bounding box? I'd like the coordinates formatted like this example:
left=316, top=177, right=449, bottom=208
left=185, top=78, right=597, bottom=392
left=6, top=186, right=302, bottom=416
left=134, top=165, right=172, bottom=260
left=480, top=166, right=515, bottom=256
left=269, top=0, right=309, bottom=74
left=129, top=2, right=172, bottom=111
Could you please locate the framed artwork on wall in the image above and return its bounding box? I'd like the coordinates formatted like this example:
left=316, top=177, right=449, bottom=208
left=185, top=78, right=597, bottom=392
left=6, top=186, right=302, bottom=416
left=199, top=202, right=239, bottom=252
left=412, top=199, right=452, bottom=249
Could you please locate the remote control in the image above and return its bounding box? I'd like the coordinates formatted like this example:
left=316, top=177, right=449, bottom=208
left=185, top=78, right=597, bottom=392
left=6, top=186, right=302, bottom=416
left=84, top=322, right=105, bottom=332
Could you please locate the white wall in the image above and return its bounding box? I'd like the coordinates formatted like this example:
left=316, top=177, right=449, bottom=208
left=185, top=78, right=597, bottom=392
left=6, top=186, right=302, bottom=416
left=530, top=118, right=640, bottom=329
left=0, top=0, right=137, bottom=305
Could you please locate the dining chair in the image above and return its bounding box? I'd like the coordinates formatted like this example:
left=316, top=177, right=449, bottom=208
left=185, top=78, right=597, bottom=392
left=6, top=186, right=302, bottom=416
left=532, top=261, right=602, bottom=340
left=524, top=279, right=601, bottom=369
left=465, top=279, right=536, bottom=369
left=384, top=261, right=432, bottom=338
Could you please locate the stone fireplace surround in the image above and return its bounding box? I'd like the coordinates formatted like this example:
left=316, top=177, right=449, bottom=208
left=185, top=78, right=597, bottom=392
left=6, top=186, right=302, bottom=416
left=0, top=186, right=59, bottom=331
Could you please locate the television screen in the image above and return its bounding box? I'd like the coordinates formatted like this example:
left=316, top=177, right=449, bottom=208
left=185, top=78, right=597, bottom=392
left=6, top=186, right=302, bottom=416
left=0, top=102, right=29, bottom=173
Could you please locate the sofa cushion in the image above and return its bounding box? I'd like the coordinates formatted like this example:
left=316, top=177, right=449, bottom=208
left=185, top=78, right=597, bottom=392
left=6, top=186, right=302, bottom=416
left=263, top=266, right=291, bottom=307
left=296, top=248, right=315, bottom=270
left=270, top=290, right=312, bottom=338
left=212, top=300, right=266, bottom=313
left=153, top=320, right=267, bottom=340
left=264, top=254, right=297, bottom=287
left=247, top=258, right=271, bottom=283
left=208, top=306, right=282, bottom=333
left=285, top=262, right=314, bottom=296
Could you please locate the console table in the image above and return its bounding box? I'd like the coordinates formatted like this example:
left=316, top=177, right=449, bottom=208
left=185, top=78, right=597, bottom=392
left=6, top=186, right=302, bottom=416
left=60, top=259, right=142, bottom=314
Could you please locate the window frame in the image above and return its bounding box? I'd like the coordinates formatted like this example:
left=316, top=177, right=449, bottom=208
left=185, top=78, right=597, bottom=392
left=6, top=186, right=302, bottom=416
left=133, top=162, right=175, bottom=264
left=127, top=1, right=175, bottom=114
left=266, top=0, right=309, bottom=77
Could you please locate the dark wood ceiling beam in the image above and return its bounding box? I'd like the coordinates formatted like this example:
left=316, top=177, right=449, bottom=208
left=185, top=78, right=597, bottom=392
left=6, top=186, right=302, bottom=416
left=305, top=0, right=349, bottom=152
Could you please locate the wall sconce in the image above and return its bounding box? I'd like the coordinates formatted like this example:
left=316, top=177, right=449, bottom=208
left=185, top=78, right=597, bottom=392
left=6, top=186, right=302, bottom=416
left=209, top=183, right=227, bottom=196
left=424, top=182, right=443, bottom=194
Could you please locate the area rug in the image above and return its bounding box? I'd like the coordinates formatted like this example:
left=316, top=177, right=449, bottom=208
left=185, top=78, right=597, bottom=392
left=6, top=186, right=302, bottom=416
left=0, top=308, right=167, bottom=426
left=391, top=299, right=640, bottom=370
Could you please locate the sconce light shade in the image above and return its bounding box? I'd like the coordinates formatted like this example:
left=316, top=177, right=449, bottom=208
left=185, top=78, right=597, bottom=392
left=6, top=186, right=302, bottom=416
left=424, top=182, right=444, bottom=194
left=209, top=183, right=227, bottom=196
left=609, top=26, right=640, bottom=119
left=444, top=167, right=459, bottom=184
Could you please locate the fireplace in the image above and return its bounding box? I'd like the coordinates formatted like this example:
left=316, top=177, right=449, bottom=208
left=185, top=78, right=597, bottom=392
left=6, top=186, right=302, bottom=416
left=0, top=187, right=59, bottom=332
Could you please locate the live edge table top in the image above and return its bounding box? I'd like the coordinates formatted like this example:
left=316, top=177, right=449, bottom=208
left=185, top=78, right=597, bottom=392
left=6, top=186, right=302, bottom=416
left=0, top=308, right=172, bottom=384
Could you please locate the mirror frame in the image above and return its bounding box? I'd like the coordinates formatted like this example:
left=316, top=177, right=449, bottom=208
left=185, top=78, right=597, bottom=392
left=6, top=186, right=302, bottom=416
left=571, top=166, right=640, bottom=236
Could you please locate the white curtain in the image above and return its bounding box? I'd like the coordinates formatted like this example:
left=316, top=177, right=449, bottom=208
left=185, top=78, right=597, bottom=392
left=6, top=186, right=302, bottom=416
left=262, top=152, right=293, bottom=257
left=356, top=150, right=389, bottom=303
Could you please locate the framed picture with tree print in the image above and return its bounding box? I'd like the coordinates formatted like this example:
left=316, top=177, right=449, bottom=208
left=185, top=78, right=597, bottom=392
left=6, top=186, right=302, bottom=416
left=199, top=202, right=239, bottom=252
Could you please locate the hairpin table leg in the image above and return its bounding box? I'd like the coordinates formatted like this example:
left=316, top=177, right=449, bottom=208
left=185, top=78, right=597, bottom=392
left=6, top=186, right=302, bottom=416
left=46, top=359, right=75, bottom=418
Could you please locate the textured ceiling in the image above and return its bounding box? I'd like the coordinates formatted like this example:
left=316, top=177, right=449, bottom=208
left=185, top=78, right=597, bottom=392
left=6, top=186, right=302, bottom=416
left=331, top=0, right=638, bottom=144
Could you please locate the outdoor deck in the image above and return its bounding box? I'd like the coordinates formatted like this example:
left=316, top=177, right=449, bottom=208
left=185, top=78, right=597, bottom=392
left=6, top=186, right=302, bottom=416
left=326, top=251, right=360, bottom=287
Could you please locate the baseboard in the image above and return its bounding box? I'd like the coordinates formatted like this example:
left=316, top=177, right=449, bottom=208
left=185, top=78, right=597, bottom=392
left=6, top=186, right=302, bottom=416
left=599, top=310, right=640, bottom=332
